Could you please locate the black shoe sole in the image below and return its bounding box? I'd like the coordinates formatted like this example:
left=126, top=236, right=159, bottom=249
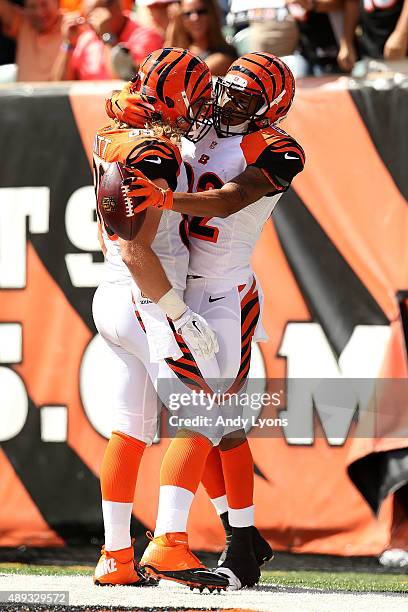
left=142, top=565, right=228, bottom=591
left=217, top=563, right=260, bottom=589
left=218, top=546, right=261, bottom=589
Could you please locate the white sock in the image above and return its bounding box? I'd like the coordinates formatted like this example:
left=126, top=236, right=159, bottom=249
left=229, top=505, right=255, bottom=528
left=154, top=485, right=194, bottom=537
left=211, top=494, right=228, bottom=515
left=102, top=500, right=133, bottom=551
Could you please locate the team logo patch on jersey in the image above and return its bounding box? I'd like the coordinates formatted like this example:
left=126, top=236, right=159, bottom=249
left=198, top=154, right=210, bottom=165
left=209, top=141, right=218, bottom=150
left=101, top=196, right=117, bottom=213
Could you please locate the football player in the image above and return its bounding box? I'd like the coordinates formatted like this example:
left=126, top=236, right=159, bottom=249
left=92, top=47, right=228, bottom=592
left=121, top=52, right=305, bottom=589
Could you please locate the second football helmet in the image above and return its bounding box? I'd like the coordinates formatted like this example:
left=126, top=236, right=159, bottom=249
left=107, top=48, right=213, bottom=142
left=213, top=52, right=295, bottom=137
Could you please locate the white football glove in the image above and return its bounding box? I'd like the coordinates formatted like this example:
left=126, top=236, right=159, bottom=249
left=173, top=308, right=219, bottom=360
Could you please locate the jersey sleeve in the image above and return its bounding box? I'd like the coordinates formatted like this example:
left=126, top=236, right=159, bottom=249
left=240, top=128, right=305, bottom=194
left=125, top=136, right=182, bottom=191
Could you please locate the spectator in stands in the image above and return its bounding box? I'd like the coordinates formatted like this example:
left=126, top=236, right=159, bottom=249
left=0, top=0, right=63, bottom=81
left=302, top=0, right=407, bottom=75
left=295, top=0, right=346, bottom=75
left=135, top=0, right=177, bottom=37
left=165, top=0, right=237, bottom=75
left=53, top=0, right=164, bottom=80
left=228, top=0, right=300, bottom=58
left=282, top=0, right=358, bottom=76
left=356, top=0, right=407, bottom=62
left=227, top=0, right=357, bottom=75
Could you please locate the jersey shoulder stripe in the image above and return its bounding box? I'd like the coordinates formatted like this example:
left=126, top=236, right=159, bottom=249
left=240, top=126, right=305, bottom=193
left=94, top=125, right=181, bottom=191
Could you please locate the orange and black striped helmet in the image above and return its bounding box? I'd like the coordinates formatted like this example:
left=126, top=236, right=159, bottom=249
left=132, top=48, right=213, bottom=142
left=213, top=52, right=295, bottom=137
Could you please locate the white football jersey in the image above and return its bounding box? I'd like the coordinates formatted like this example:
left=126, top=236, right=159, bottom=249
left=181, top=125, right=304, bottom=287
left=93, top=125, right=189, bottom=292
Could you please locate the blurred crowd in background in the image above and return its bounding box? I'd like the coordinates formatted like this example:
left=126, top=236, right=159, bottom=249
left=0, top=0, right=407, bottom=83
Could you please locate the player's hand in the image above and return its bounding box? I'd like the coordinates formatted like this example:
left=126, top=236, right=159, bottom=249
left=106, top=82, right=152, bottom=124
left=383, top=29, right=408, bottom=60
left=173, top=308, right=219, bottom=360
left=126, top=170, right=174, bottom=212
left=106, top=82, right=132, bottom=122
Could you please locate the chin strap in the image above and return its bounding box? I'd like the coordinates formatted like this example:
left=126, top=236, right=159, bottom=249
left=219, top=119, right=250, bottom=136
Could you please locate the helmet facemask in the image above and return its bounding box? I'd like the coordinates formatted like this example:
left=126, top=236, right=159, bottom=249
left=176, top=92, right=213, bottom=143
left=135, top=78, right=212, bottom=143
left=213, top=76, right=268, bottom=137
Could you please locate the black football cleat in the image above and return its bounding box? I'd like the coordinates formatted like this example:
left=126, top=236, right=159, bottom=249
left=217, top=512, right=232, bottom=566
left=215, top=526, right=261, bottom=589
left=252, top=526, right=274, bottom=566
left=218, top=513, right=273, bottom=568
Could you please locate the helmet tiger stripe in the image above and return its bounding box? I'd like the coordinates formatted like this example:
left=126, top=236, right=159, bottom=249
left=135, top=48, right=213, bottom=142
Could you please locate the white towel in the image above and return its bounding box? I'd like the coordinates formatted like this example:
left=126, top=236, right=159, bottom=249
left=134, top=289, right=183, bottom=363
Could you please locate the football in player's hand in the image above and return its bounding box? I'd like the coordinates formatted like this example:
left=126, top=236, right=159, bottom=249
left=97, top=162, right=146, bottom=240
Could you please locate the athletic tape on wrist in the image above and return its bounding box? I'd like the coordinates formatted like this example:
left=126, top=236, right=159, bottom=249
left=157, top=288, right=187, bottom=321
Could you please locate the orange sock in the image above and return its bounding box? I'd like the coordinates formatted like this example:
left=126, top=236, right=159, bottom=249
left=220, top=439, right=254, bottom=510
left=101, top=431, right=146, bottom=502
left=201, top=446, right=226, bottom=499
left=160, top=431, right=212, bottom=493
left=155, top=432, right=212, bottom=536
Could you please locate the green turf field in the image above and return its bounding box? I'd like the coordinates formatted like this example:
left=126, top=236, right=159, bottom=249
left=1, top=564, right=407, bottom=593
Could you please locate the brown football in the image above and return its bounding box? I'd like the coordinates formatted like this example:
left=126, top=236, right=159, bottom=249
left=97, top=162, right=146, bottom=240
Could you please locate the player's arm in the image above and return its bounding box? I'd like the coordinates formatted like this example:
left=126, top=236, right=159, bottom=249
left=129, top=138, right=305, bottom=218
left=172, top=166, right=273, bottom=218
left=172, top=139, right=305, bottom=217
left=97, top=217, right=106, bottom=256
left=118, top=144, right=183, bottom=302
left=119, top=178, right=218, bottom=359
left=119, top=182, right=172, bottom=303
